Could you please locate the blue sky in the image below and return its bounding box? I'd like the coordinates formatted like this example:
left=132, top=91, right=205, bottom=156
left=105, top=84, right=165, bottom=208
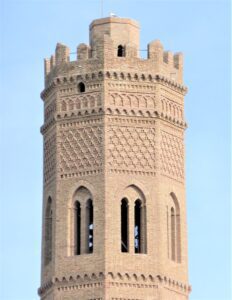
left=0, top=0, right=231, bottom=299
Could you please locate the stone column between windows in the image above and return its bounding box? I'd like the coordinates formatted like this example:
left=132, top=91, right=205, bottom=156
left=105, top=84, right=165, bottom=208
left=141, top=205, right=147, bottom=253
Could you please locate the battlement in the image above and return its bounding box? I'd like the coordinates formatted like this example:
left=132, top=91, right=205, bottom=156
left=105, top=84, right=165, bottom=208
left=44, top=43, right=70, bottom=76
left=44, top=17, right=184, bottom=83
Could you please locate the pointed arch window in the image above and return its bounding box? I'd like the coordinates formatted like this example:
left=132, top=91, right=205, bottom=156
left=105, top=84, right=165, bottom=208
left=170, top=193, right=181, bottom=263
left=86, top=199, right=94, bottom=253
left=74, top=201, right=81, bottom=255
left=134, top=199, right=147, bottom=254
left=118, top=45, right=125, bottom=57
left=121, top=198, right=129, bottom=252
left=44, top=197, right=52, bottom=265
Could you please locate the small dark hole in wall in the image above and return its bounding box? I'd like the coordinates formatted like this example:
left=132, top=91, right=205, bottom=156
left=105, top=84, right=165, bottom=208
left=78, top=82, right=85, bottom=93
left=118, top=45, right=125, bottom=57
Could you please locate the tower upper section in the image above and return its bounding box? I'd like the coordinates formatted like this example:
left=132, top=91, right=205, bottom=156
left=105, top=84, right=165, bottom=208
left=89, top=17, right=140, bottom=56
left=43, top=16, right=186, bottom=89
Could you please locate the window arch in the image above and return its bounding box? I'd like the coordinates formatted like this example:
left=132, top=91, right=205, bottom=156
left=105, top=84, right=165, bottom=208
left=78, top=82, right=85, bottom=93
left=120, top=185, right=147, bottom=255
left=72, top=186, right=94, bottom=256
left=121, top=198, right=129, bottom=252
left=74, top=201, right=81, bottom=255
left=117, top=45, right=125, bottom=57
left=169, top=193, right=181, bottom=263
left=86, top=199, right=94, bottom=253
left=44, top=197, right=52, bottom=265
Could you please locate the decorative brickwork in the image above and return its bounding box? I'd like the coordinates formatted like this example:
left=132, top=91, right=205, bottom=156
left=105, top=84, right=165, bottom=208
left=44, top=101, right=56, bottom=122
left=161, top=97, right=183, bottom=122
left=160, top=130, right=184, bottom=181
left=59, top=125, right=103, bottom=177
left=39, top=16, right=190, bottom=300
left=109, top=92, right=156, bottom=109
left=59, top=93, right=102, bottom=112
left=107, top=126, right=155, bottom=173
left=44, top=133, right=56, bottom=183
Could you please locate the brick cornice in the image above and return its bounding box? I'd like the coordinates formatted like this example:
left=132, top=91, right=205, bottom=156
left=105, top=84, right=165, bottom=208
left=38, top=272, right=191, bottom=297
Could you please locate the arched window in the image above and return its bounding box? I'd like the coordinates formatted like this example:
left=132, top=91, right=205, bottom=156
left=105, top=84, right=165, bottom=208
left=134, top=199, right=147, bottom=254
left=117, top=45, right=125, bottom=57
left=74, top=201, right=81, bottom=255
left=78, top=82, right=85, bottom=93
left=121, top=198, right=129, bottom=252
left=86, top=199, right=93, bottom=253
left=170, top=193, right=181, bottom=263
left=44, top=197, right=52, bottom=265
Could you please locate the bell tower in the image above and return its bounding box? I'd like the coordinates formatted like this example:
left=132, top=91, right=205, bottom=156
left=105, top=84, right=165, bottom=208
left=39, top=17, right=191, bottom=300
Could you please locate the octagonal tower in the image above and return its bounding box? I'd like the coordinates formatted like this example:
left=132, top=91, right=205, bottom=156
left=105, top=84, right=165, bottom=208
left=39, top=16, right=191, bottom=300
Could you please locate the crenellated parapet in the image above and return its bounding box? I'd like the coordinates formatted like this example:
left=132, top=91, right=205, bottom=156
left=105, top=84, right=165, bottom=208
left=44, top=43, right=70, bottom=77
left=43, top=17, right=185, bottom=88
left=148, top=40, right=183, bottom=81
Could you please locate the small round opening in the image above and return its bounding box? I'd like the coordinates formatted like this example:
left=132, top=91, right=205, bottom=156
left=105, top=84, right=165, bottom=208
left=78, top=82, right=85, bottom=93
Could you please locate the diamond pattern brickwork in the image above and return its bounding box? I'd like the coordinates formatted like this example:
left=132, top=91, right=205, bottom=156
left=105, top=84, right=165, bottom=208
left=107, top=126, right=156, bottom=174
left=160, top=131, right=184, bottom=181
left=44, top=133, right=56, bottom=183
left=59, top=126, right=103, bottom=177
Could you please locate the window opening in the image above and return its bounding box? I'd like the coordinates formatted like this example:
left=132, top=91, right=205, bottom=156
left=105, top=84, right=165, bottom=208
left=78, top=82, right=85, bottom=93
left=118, top=45, right=125, bottom=57
left=169, top=193, right=181, bottom=263
left=74, top=201, right=81, bottom=255
left=86, top=199, right=93, bottom=253
left=134, top=200, right=141, bottom=253
left=121, top=198, right=129, bottom=252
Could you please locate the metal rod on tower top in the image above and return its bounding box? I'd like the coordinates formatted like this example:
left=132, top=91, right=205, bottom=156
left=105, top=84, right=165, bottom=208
left=101, top=0, right=103, bottom=17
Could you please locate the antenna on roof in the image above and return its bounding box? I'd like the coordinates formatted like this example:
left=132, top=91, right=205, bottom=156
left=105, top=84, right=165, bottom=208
left=101, top=0, right=103, bottom=17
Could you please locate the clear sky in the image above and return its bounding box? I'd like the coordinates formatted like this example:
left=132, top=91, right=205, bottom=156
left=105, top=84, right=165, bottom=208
left=0, top=0, right=231, bottom=299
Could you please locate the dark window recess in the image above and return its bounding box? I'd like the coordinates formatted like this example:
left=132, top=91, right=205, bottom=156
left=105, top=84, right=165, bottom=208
left=118, top=45, right=125, bottom=57
left=134, top=199, right=141, bottom=253
left=86, top=199, right=93, bottom=253
left=121, top=198, right=129, bottom=252
left=75, top=201, right=81, bottom=255
left=78, top=82, right=85, bottom=93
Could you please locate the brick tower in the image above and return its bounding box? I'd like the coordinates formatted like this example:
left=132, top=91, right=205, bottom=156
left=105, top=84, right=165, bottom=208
left=39, top=17, right=191, bottom=300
